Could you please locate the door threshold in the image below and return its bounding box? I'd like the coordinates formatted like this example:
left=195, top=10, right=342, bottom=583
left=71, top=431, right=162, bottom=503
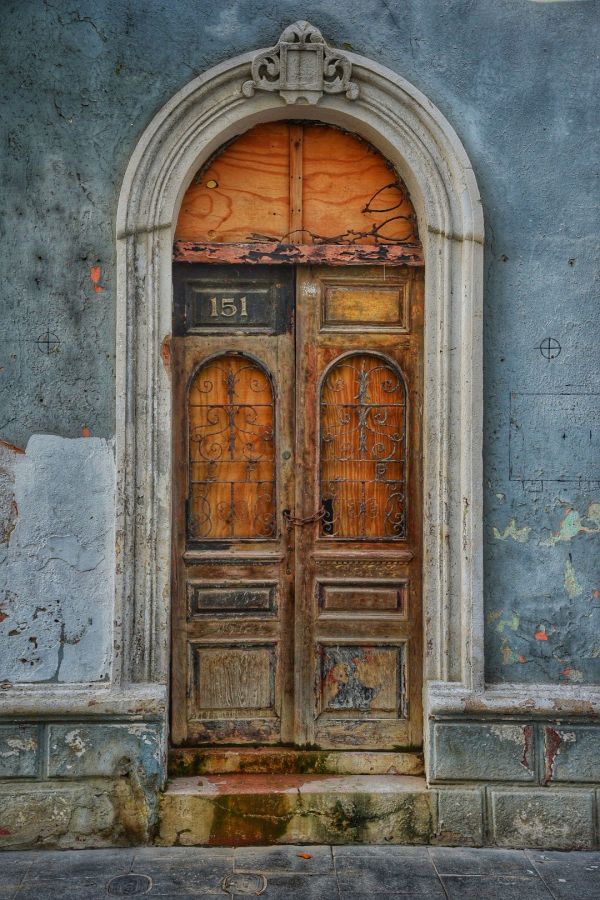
left=159, top=773, right=432, bottom=846
left=168, top=747, right=424, bottom=777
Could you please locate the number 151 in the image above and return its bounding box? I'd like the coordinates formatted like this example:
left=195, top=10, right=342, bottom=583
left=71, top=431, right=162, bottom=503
left=209, top=296, right=248, bottom=317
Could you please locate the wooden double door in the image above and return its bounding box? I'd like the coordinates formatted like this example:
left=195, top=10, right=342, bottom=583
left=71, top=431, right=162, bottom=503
left=171, top=263, right=423, bottom=749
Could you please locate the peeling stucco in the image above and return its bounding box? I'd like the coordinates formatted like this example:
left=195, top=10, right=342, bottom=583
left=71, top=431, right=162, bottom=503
left=541, top=503, right=600, bottom=546
left=492, top=520, right=531, bottom=543
left=564, top=557, right=583, bottom=599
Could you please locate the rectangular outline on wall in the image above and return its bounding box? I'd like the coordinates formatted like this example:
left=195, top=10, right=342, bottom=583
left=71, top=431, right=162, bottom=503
left=509, top=391, right=600, bottom=483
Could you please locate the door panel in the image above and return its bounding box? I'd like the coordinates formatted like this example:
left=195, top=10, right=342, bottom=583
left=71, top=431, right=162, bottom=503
left=171, top=263, right=423, bottom=750
left=294, top=266, right=423, bottom=749
left=171, top=265, right=295, bottom=746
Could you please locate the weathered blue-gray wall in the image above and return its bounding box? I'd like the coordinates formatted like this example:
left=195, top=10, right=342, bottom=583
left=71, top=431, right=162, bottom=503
left=0, top=0, right=599, bottom=687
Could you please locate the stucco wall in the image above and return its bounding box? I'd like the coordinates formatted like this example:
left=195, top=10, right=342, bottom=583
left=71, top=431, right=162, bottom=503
left=0, top=0, right=599, bottom=687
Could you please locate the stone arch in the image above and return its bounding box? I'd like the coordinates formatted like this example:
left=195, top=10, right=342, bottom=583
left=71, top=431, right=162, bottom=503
left=114, top=24, right=484, bottom=758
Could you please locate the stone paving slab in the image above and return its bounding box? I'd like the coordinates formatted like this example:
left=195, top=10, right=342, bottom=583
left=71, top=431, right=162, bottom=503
left=526, top=849, right=600, bottom=900
left=440, top=874, right=554, bottom=899
left=429, top=846, right=537, bottom=876
left=2, top=844, right=600, bottom=898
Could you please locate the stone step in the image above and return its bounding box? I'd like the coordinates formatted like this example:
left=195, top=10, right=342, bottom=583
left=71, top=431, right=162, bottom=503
left=158, top=774, right=435, bottom=846
left=168, top=747, right=424, bottom=778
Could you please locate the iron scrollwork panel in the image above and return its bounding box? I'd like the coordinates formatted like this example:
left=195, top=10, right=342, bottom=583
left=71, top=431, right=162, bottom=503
left=320, top=352, right=407, bottom=540
left=188, top=353, right=276, bottom=540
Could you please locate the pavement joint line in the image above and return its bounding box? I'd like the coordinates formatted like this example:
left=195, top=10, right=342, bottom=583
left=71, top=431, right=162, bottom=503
left=427, top=845, right=451, bottom=898
left=524, top=848, right=563, bottom=900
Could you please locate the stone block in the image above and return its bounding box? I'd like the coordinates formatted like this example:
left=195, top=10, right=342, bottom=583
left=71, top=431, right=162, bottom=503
left=0, top=724, right=38, bottom=777
left=430, top=722, right=535, bottom=782
left=489, top=788, right=595, bottom=849
left=543, top=725, right=600, bottom=783
left=47, top=723, right=164, bottom=782
left=0, top=779, right=147, bottom=849
left=435, top=789, right=484, bottom=846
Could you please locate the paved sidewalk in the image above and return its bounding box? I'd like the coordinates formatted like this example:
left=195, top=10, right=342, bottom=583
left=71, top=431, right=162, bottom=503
left=2, top=844, right=600, bottom=899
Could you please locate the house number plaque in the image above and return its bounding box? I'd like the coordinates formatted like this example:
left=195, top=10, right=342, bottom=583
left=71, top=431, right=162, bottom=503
left=173, top=265, right=294, bottom=335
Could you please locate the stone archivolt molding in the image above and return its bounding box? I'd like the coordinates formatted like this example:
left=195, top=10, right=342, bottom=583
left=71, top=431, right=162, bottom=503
left=242, top=20, right=359, bottom=105
left=113, top=23, right=492, bottom=751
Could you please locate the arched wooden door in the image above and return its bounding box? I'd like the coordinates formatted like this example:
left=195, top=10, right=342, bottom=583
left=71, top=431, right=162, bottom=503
left=171, top=124, right=424, bottom=750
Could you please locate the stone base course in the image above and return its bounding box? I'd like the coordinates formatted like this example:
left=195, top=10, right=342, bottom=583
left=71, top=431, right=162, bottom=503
left=0, top=717, right=598, bottom=849
left=489, top=788, right=596, bottom=850
left=0, top=780, right=148, bottom=849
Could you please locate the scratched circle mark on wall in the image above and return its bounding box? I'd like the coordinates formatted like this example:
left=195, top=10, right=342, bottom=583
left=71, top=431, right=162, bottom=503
left=538, top=337, right=561, bottom=360
left=35, top=329, right=61, bottom=355
left=222, top=873, right=267, bottom=894
left=106, top=873, right=153, bottom=896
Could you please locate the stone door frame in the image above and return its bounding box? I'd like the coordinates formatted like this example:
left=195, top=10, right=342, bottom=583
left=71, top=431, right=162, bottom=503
left=114, top=29, right=486, bottom=765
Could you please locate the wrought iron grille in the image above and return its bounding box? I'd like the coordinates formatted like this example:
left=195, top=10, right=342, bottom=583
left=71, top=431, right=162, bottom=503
left=320, top=352, right=407, bottom=540
left=188, top=354, right=276, bottom=540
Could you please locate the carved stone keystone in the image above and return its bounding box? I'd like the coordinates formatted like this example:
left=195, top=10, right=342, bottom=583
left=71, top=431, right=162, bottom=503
left=242, top=20, right=359, bottom=105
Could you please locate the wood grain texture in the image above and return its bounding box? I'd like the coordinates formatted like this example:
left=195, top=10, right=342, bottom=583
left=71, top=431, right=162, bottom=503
left=175, top=122, right=290, bottom=243
left=302, top=125, right=417, bottom=244
left=174, top=123, right=420, bottom=250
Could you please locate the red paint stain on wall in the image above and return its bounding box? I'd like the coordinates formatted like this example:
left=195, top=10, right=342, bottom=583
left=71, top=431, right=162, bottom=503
left=90, top=265, right=105, bottom=293
left=0, top=438, right=24, bottom=454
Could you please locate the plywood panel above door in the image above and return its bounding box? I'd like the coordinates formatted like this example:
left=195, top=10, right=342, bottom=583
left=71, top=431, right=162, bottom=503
left=176, top=123, right=290, bottom=244
left=175, top=123, right=420, bottom=253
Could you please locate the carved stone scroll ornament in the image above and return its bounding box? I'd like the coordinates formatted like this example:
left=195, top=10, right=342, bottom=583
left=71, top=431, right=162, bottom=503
left=242, top=21, right=359, bottom=105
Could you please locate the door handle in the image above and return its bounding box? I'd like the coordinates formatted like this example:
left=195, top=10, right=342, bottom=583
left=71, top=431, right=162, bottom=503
left=282, top=507, right=326, bottom=528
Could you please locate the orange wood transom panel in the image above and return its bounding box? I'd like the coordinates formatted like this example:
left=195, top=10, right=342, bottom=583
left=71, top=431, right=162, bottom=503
left=175, top=123, right=419, bottom=247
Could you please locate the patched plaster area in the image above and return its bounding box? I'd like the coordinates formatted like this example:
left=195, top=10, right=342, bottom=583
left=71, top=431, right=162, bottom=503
left=0, top=435, right=114, bottom=683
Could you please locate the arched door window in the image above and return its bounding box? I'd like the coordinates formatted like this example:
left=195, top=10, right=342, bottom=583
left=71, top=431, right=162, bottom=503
left=320, top=352, right=407, bottom=540
left=188, top=353, right=275, bottom=540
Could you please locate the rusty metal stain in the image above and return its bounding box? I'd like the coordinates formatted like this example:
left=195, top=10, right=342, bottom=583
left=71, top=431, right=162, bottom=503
left=521, top=724, right=534, bottom=772
left=544, top=726, right=564, bottom=784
